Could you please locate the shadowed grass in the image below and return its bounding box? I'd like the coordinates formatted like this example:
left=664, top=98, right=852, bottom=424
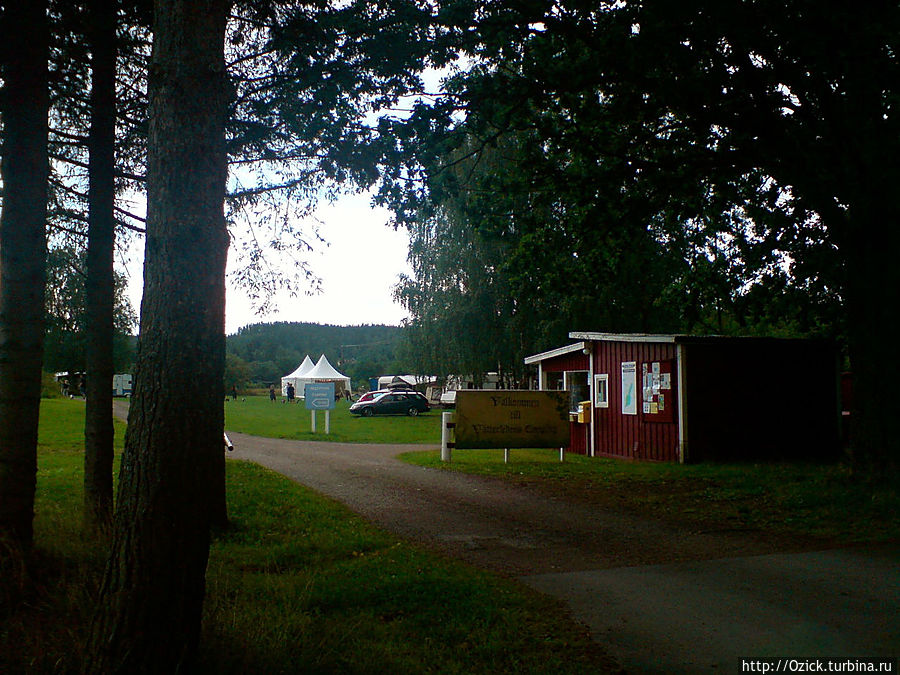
left=400, top=448, right=900, bottom=544
left=201, top=461, right=613, bottom=674
left=2, top=398, right=616, bottom=674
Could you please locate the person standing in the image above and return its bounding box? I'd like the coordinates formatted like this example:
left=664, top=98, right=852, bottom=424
left=269, top=385, right=276, bottom=402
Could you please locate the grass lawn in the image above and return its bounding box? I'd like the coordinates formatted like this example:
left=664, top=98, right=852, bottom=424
left=400, top=448, right=900, bottom=545
left=3, top=398, right=614, bottom=673
left=224, top=395, right=443, bottom=445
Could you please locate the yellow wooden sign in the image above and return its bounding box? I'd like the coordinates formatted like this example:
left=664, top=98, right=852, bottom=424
left=454, top=390, right=570, bottom=449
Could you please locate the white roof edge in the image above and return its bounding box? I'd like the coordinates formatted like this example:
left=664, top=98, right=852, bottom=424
left=524, top=341, right=586, bottom=365
left=568, top=332, right=679, bottom=343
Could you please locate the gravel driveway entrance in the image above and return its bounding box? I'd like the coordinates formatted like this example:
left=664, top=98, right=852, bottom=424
left=228, top=432, right=900, bottom=673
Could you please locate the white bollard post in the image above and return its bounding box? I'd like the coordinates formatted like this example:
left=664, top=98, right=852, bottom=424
left=504, top=448, right=510, bottom=463
left=559, top=446, right=565, bottom=462
left=441, top=411, right=453, bottom=462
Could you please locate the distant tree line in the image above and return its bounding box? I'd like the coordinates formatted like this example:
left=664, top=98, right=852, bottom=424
left=225, top=321, right=409, bottom=390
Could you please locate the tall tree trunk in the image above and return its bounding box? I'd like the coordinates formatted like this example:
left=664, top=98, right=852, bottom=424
left=843, top=200, right=900, bottom=483
left=0, top=1, right=50, bottom=548
left=83, top=0, right=119, bottom=536
left=83, top=0, right=229, bottom=670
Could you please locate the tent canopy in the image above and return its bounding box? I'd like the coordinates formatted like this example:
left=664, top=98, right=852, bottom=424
left=302, top=354, right=351, bottom=394
left=281, top=354, right=350, bottom=397
left=281, top=355, right=314, bottom=396
left=284, top=355, right=314, bottom=380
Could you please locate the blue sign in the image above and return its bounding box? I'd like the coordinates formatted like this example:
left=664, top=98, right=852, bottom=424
left=304, top=382, right=335, bottom=410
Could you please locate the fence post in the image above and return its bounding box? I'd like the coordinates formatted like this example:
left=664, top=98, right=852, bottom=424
left=441, top=411, right=455, bottom=462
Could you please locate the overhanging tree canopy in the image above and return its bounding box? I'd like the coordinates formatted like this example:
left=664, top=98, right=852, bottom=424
left=378, top=0, right=899, bottom=479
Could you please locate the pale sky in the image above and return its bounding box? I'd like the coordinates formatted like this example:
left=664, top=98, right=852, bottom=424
left=122, top=192, right=413, bottom=335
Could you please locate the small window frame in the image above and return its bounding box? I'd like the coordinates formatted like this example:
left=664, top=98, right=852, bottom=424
left=594, top=373, right=609, bottom=408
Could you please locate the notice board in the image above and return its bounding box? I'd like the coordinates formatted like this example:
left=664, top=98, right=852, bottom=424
left=304, top=382, right=336, bottom=410
left=455, top=390, right=570, bottom=449
left=641, top=360, right=676, bottom=423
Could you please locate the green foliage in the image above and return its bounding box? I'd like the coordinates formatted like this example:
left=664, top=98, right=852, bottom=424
left=43, top=245, right=137, bottom=373
left=378, top=0, right=894, bottom=362
left=395, top=201, right=526, bottom=384
left=223, top=0, right=464, bottom=311
left=41, top=371, right=65, bottom=399
left=224, top=352, right=252, bottom=392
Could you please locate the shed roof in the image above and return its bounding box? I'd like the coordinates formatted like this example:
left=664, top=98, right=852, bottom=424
left=568, top=332, right=815, bottom=345
left=526, top=332, right=823, bottom=365
left=568, top=332, right=680, bottom=343
left=523, top=341, right=587, bottom=365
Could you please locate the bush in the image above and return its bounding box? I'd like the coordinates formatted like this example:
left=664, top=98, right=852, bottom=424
left=41, top=371, right=64, bottom=399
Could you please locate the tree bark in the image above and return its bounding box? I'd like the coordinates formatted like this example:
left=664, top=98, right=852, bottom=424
left=842, top=199, right=900, bottom=483
left=83, top=0, right=229, bottom=670
left=83, top=0, right=119, bottom=536
left=0, top=1, right=50, bottom=548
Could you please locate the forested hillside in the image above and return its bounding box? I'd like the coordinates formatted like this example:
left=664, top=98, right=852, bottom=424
left=225, top=322, right=408, bottom=389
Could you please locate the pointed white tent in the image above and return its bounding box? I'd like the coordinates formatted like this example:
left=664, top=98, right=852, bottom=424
left=298, top=354, right=351, bottom=397
left=281, top=355, right=314, bottom=397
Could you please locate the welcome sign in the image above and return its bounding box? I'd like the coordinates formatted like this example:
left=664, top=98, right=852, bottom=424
left=454, top=390, right=570, bottom=449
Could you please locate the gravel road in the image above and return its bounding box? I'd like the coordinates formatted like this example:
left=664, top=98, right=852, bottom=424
left=226, top=431, right=900, bottom=673
left=228, top=431, right=811, bottom=575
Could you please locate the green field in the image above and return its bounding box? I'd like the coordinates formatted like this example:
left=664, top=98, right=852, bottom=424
left=4, top=398, right=614, bottom=673
left=224, top=395, right=443, bottom=445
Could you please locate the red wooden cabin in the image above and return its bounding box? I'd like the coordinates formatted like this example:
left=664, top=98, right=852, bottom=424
left=525, top=333, right=841, bottom=463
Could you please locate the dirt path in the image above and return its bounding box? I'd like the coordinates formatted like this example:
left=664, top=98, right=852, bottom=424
left=226, top=431, right=806, bottom=576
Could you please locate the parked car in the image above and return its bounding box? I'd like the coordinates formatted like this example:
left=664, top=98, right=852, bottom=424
left=354, top=389, right=390, bottom=404
left=353, top=388, right=418, bottom=404
left=350, top=391, right=430, bottom=417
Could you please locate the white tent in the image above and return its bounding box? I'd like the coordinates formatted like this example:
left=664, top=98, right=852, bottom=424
left=298, top=354, right=351, bottom=396
left=281, top=355, right=314, bottom=397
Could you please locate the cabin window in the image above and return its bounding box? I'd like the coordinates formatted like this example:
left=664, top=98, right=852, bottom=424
left=594, top=374, right=609, bottom=408
left=544, top=371, right=563, bottom=390
left=564, top=370, right=590, bottom=413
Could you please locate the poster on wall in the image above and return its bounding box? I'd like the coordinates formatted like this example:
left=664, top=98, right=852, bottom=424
left=621, top=361, right=637, bottom=415
left=641, top=360, right=676, bottom=423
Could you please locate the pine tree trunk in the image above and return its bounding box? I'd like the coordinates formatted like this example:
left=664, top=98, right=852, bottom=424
left=844, top=202, right=900, bottom=484
left=83, top=0, right=229, bottom=670
left=83, top=0, right=118, bottom=536
left=0, top=1, right=50, bottom=548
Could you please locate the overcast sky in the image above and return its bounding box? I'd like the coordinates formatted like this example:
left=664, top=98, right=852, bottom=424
left=122, top=192, right=413, bottom=335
